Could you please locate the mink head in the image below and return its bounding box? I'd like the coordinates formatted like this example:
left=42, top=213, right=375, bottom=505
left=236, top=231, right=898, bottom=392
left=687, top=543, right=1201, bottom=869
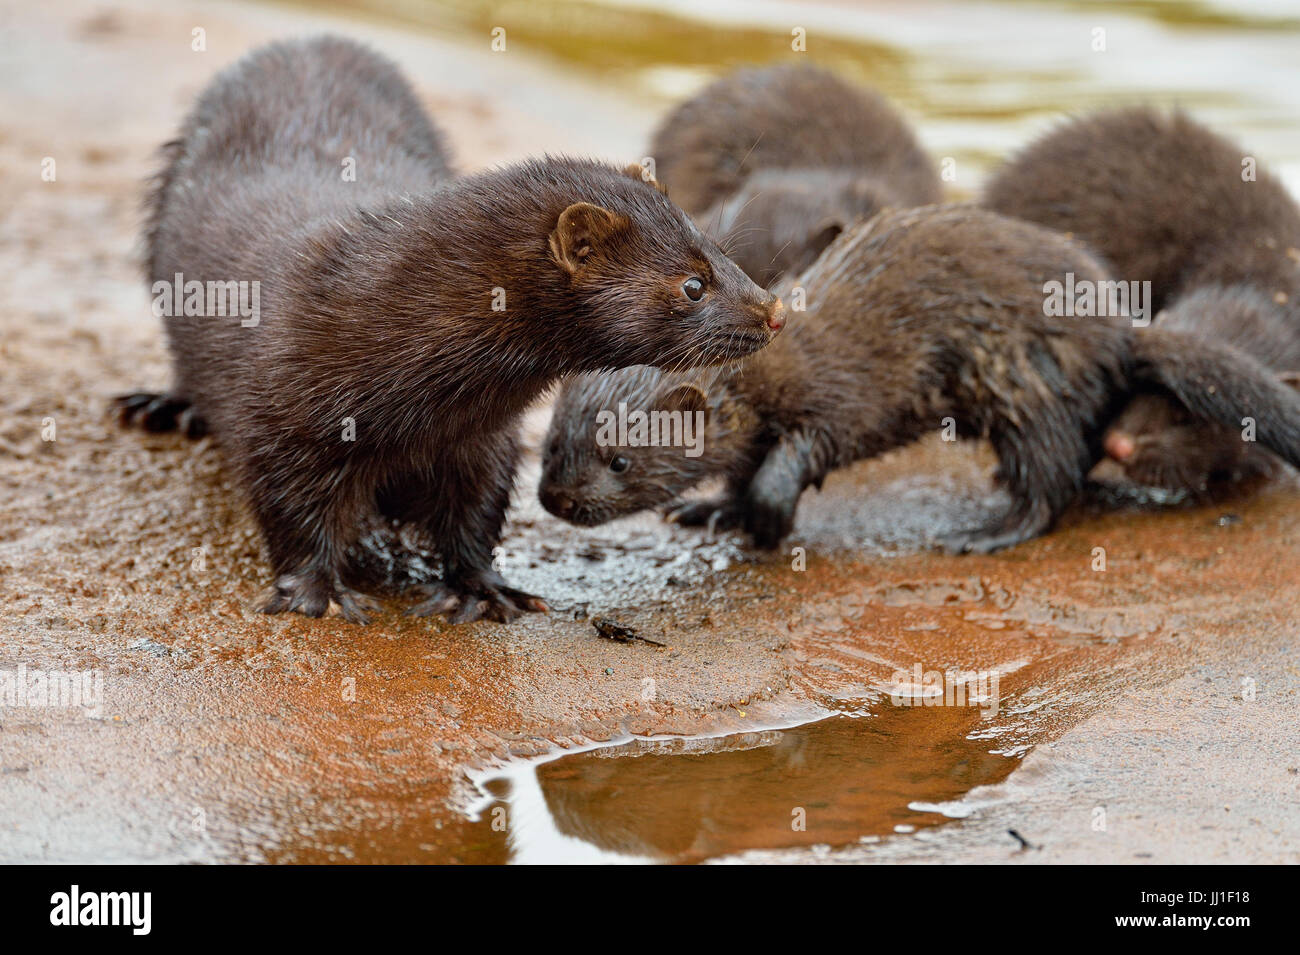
left=538, top=366, right=727, bottom=526
left=1102, top=285, right=1300, bottom=491
left=1103, top=395, right=1256, bottom=492
left=704, top=168, right=893, bottom=288
left=545, top=161, right=785, bottom=370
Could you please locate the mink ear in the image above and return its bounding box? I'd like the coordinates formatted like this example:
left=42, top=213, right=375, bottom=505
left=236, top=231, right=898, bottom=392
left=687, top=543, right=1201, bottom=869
left=807, top=218, right=845, bottom=259
left=623, top=162, right=668, bottom=195
left=652, top=383, right=708, bottom=417
left=549, top=202, right=627, bottom=275
left=1279, top=371, right=1300, bottom=392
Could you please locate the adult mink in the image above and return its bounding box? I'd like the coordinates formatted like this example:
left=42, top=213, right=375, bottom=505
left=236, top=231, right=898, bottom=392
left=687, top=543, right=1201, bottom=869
left=983, top=108, right=1300, bottom=492
left=540, top=206, right=1300, bottom=551
left=118, top=37, right=784, bottom=623
left=649, top=64, right=942, bottom=287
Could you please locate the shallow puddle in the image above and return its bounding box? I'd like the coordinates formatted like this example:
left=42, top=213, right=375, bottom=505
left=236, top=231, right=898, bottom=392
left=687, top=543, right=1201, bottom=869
left=468, top=705, right=1015, bottom=864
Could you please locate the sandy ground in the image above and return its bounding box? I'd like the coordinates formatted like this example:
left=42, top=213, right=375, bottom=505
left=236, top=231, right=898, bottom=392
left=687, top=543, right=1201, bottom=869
left=1, top=0, right=1297, bottom=864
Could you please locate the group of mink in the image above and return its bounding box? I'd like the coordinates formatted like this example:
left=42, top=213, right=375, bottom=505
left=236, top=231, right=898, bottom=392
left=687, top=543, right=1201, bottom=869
left=120, top=37, right=1300, bottom=625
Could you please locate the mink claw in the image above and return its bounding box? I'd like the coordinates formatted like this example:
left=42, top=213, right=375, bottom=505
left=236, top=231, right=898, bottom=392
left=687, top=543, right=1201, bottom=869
left=664, top=497, right=742, bottom=534
left=262, top=571, right=377, bottom=622
left=406, top=578, right=548, bottom=624
left=497, top=585, right=549, bottom=614
left=329, top=588, right=380, bottom=625
left=936, top=511, right=1046, bottom=555
left=406, top=582, right=460, bottom=618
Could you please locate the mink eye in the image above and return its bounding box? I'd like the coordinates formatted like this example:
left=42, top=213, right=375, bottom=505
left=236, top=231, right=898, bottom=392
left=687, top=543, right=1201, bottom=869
left=609, top=454, right=630, bottom=474
left=681, top=277, right=705, bottom=301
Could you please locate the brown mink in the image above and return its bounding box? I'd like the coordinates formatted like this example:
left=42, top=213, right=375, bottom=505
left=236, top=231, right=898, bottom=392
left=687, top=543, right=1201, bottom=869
left=649, top=64, right=942, bottom=287
left=117, top=36, right=784, bottom=623
left=540, top=205, right=1300, bottom=551
left=1103, top=285, right=1300, bottom=490
left=983, top=107, right=1300, bottom=491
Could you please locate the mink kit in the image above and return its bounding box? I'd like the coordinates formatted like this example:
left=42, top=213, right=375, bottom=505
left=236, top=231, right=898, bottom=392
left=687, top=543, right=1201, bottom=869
left=541, top=204, right=1300, bottom=551
left=650, top=64, right=942, bottom=288
left=984, top=108, right=1300, bottom=494
left=118, top=36, right=784, bottom=624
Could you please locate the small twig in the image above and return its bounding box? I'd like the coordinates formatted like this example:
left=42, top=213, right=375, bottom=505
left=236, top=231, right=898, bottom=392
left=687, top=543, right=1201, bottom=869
left=592, top=617, right=666, bottom=647
left=1008, top=829, right=1038, bottom=852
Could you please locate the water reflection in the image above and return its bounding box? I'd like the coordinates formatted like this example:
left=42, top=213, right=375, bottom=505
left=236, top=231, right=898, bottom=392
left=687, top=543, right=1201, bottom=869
left=474, top=705, right=1013, bottom=864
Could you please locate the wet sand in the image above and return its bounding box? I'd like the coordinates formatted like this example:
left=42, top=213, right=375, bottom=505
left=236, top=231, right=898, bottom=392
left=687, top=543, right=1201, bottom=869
left=1, top=0, right=1297, bottom=864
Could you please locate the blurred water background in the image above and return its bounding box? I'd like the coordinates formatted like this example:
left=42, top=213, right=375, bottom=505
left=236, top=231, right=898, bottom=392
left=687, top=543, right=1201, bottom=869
left=301, top=0, right=1300, bottom=193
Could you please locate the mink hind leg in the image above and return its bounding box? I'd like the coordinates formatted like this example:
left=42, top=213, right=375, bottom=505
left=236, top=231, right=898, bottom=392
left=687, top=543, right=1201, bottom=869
left=387, top=437, right=547, bottom=624
left=939, top=414, right=1094, bottom=554
left=253, top=464, right=381, bottom=623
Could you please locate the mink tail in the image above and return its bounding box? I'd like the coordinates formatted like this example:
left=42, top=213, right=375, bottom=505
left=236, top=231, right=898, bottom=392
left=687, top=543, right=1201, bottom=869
left=1130, top=326, right=1300, bottom=469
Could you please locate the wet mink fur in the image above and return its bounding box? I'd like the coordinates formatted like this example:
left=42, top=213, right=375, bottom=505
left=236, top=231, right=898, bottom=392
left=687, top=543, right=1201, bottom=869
left=649, top=64, right=942, bottom=288
left=983, top=107, right=1300, bottom=492
left=1105, top=286, right=1300, bottom=490
left=541, top=205, right=1300, bottom=551
left=119, top=36, right=783, bottom=623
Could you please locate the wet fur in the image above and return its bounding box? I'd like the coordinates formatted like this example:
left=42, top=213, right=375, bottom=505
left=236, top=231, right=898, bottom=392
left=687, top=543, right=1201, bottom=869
left=121, top=36, right=778, bottom=623
left=1115, top=286, right=1300, bottom=489
left=650, top=64, right=942, bottom=286
left=984, top=108, right=1300, bottom=491
left=542, top=206, right=1300, bottom=551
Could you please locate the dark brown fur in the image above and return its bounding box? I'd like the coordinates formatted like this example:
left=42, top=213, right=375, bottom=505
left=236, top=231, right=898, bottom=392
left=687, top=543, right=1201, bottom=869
left=983, top=108, right=1300, bottom=491
left=119, top=36, right=782, bottom=623
left=1107, top=286, right=1300, bottom=490
left=541, top=206, right=1300, bottom=551
left=650, top=64, right=942, bottom=287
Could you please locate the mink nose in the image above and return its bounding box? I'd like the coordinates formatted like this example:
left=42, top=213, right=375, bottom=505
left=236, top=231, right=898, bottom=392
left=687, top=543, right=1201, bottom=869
left=766, top=297, right=786, bottom=332
left=1104, top=430, right=1137, bottom=462
left=540, top=486, right=575, bottom=518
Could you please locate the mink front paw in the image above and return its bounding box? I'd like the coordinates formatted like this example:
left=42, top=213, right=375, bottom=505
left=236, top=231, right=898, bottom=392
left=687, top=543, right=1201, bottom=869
left=263, top=570, right=380, bottom=624
left=407, top=570, right=549, bottom=624
left=741, top=479, right=799, bottom=550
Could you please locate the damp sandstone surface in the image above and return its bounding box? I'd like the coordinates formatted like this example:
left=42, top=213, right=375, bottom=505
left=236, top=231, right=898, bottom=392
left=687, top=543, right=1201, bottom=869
left=1, top=0, right=1297, bottom=864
